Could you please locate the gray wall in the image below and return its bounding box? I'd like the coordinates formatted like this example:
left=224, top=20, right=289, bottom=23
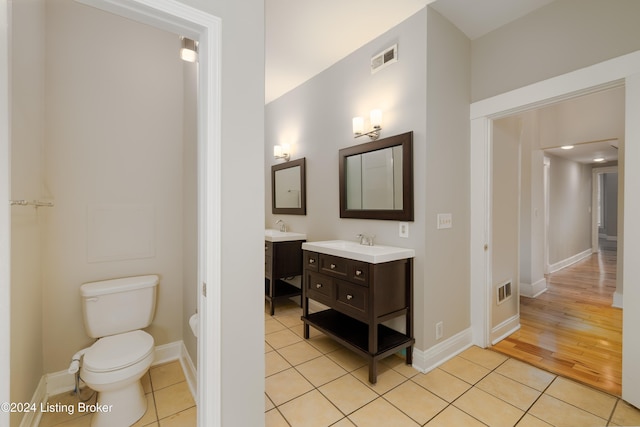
left=602, top=173, right=618, bottom=238
left=424, top=8, right=471, bottom=347
left=265, top=7, right=471, bottom=352
left=547, top=155, right=593, bottom=265
left=492, top=117, right=520, bottom=334
left=266, top=9, right=428, bottom=345
left=471, top=0, right=640, bottom=101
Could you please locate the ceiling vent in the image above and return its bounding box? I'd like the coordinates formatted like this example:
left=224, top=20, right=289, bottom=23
left=371, top=44, right=397, bottom=74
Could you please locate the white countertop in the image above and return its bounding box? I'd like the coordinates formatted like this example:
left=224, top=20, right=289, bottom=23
left=302, top=240, right=415, bottom=264
left=264, top=229, right=307, bottom=242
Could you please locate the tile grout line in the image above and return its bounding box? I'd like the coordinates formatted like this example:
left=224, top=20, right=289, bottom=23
left=266, top=304, right=634, bottom=427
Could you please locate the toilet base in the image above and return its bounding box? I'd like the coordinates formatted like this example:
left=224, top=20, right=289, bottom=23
left=90, top=380, right=147, bottom=427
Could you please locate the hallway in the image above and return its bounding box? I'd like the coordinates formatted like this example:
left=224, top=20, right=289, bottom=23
left=492, top=244, right=621, bottom=395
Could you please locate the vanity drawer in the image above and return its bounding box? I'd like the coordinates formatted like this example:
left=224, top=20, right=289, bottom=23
left=306, top=271, right=333, bottom=300
left=304, top=251, right=319, bottom=271
left=349, top=261, right=369, bottom=286
left=335, top=279, right=368, bottom=320
left=320, top=254, right=348, bottom=278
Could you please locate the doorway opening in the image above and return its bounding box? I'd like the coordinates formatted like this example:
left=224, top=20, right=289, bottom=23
left=0, top=1, right=222, bottom=426
left=488, top=88, right=624, bottom=396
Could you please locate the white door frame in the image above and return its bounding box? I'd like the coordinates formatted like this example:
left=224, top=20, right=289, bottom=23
left=0, top=1, right=223, bottom=425
left=470, top=50, right=640, bottom=407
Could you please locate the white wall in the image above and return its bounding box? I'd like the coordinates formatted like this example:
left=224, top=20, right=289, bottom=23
left=537, top=87, right=625, bottom=150
left=40, top=0, right=186, bottom=373
left=491, top=116, right=520, bottom=337
left=471, top=0, right=640, bottom=101
left=9, top=1, right=45, bottom=424
left=182, top=60, right=198, bottom=366
left=175, top=0, right=266, bottom=425
left=547, top=155, right=592, bottom=265
left=518, top=111, right=546, bottom=296
left=602, top=173, right=618, bottom=238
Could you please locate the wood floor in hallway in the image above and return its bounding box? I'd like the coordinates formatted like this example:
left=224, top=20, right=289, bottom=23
left=491, top=245, right=622, bottom=396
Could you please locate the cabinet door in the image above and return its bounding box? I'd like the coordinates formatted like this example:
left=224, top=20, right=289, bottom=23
left=334, top=279, right=368, bottom=321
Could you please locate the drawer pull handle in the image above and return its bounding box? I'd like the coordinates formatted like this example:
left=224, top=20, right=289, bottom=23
left=346, top=294, right=353, bottom=300
left=316, top=283, right=322, bottom=289
left=309, top=258, right=315, bottom=264
left=330, top=264, right=336, bottom=269
left=355, top=270, right=362, bottom=276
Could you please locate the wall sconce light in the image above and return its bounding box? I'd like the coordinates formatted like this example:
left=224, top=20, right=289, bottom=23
left=274, top=144, right=291, bottom=161
left=353, top=109, right=382, bottom=140
left=180, top=37, right=199, bottom=62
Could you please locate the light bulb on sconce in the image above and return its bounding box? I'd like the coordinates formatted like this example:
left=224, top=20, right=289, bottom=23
left=179, top=37, right=199, bottom=62
left=273, top=144, right=291, bottom=161
left=353, top=109, right=382, bottom=140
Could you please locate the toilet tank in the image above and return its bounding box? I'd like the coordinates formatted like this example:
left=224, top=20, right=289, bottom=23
left=81, top=275, right=159, bottom=338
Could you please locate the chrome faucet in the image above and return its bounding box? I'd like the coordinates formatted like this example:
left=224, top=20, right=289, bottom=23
left=276, top=219, right=286, bottom=232
left=356, top=233, right=375, bottom=246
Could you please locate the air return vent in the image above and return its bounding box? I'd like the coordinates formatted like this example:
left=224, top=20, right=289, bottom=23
left=497, top=280, right=512, bottom=304
left=371, top=44, right=397, bottom=74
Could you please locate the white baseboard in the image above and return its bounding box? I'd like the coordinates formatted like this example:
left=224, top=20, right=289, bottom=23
left=22, top=341, right=189, bottom=427
left=520, top=277, right=547, bottom=298
left=18, top=376, right=46, bottom=427
left=549, top=248, right=592, bottom=274
left=179, top=342, right=197, bottom=403
left=612, top=291, right=623, bottom=309
left=412, top=327, right=474, bottom=374
left=491, top=314, right=520, bottom=345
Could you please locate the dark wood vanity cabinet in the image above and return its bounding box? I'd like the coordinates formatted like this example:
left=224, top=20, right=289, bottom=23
left=265, top=240, right=305, bottom=315
left=301, top=250, right=414, bottom=383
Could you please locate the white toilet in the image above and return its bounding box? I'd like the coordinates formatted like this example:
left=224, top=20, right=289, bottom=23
left=75, top=275, right=159, bottom=427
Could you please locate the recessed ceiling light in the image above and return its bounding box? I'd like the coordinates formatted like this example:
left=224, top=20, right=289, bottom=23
left=561, top=145, right=574, bottom=150
left=593, top=157, right=605, bottom=163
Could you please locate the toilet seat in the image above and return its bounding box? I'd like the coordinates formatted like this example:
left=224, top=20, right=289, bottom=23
left=84, top=330, right=154, bottom=373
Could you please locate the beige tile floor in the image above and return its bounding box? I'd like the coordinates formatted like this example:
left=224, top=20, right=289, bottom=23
left=39, top=360, right=196, bottom=427
left=266, top=300, right=640, bottom=427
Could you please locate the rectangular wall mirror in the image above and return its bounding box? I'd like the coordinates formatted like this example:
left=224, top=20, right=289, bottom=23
left=339, top=132, right=413, bottom=221
left=272, top=157, right=306, bottom=215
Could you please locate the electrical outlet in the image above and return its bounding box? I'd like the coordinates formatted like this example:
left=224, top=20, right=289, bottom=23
left=436, top=321, right=443, bottom=340
left=437, top=213, right=452, bottom=229
left=399, top=222, right=409, bottom=238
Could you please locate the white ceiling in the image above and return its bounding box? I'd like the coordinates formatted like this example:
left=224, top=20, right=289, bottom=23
left=545, top=140, right=619, bottom=165
left=265, top=0, right=555, bottom=103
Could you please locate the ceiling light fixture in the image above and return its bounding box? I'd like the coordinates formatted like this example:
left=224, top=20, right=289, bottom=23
left=593, top=157, right=605, bottom=163
left=561, top=145, right=574, bottom=150
left=180, top=37, right=198, bottom=62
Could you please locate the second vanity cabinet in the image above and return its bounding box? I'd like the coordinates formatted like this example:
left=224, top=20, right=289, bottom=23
left=301, top=241, right=414, bottom=383
left=265, top=230, right=306, bottom=315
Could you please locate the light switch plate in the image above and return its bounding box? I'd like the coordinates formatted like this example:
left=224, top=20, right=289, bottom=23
left=437, top=213, right=452, bottom=229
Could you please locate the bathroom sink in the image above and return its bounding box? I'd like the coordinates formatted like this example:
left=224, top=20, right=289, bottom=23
left=265, top=229, right=307, bottom=242
left=302, top=240, right=415, bottom=264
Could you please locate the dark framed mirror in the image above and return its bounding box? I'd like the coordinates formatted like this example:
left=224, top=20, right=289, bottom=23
left=272, top=157, right=306, bottom=215
left=339, top=132, right=413, bottom=221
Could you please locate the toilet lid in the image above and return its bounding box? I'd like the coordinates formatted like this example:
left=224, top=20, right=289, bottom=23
left=83, top=330, right=154, bottom=373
